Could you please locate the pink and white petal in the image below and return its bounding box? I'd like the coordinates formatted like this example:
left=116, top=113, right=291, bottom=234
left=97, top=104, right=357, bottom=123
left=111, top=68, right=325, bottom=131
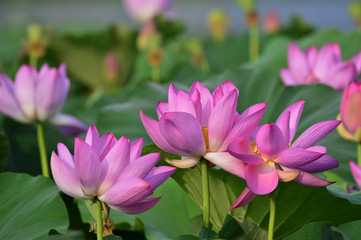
left=99, top=177, right=151, bottom=206
left=96, top=133, right=117, bottom=161
left=293, top=171, right=334, bottom=187
left=144, top=166, right=176, bottom=190
left=14, top=65, right=37, bottom=121
left=351, top=51, right=361, bottom=73
left=280, top=69, right=296, bottom=86
left=108, top=197, right=161, bottom=214
left=298, top=155, right=339, bottom=173
left=277, top=170, right=300, bottom=182
left=292, top=120, right=341, bottom=149
left=174, top=90, right=197, bottom=117
left=167, top=83, right=179, bottom=111
left=165, top=156, right=201, bottom=168
left=229, top=187, right=256, bottom=209
left=203, top=152, right=246, bottom=179
left=97, top=136, right=130, bottom=195
left=156, top=102, right=168, bottom=120
left=275, top=100, right=305, bottom=143
left=51, top=152, right=88, bottom=199
left=140, top=111, right=183, bottom=155
left=220, top=103, right=267, bottom=151
left=208, top=90, right=237, bottom=151
left=0, top=73, right=28, bottom=122
left=321, top=62, right=356, bottom=91
left=313, top=43, right=338, bottom=79
left=245, top=162, right=278, bottom=195
left=288, top=43, right=311, bottom=84
left=350, top=161, right=361, bottom=189
left=276, top=148, right=324, bottom=168
left=73, top=138, right=101, bottom=196
left=85, top=124, right=100, bottom=145
left=119, top=152, right=160, bottom=179
left=188, top=81, right=213, bottom=125
left=159, top=112, right=206, bottom=156
left=57, top=143, right=74, bottom=168
left=130, top=138, right=144, bottom=162
left=50, top=113, right=87, bottom=135
left=256, top=124, right=288, bottom=160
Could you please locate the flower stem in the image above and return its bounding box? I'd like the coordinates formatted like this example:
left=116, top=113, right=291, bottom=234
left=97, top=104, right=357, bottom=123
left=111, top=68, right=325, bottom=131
left=37, top=122, right=49, bottom=177
left=152, top=66, right=160, bottom=83
left=249, top=25, right=259, bottom=62
left=30, top=54, right=38, bottom=69
left=268, top=191, right=276, bottom=240
left=357, top=143, right=361, bottom=167
left=201, top=157, right=210, bottom=228
left=96, top=199, right=103, bottom=240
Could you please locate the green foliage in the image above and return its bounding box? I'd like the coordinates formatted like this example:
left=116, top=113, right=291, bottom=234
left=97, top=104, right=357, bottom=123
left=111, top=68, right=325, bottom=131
left=0, top=128, right=9, bottom=172
left=0, top=173, right=69, bottom=240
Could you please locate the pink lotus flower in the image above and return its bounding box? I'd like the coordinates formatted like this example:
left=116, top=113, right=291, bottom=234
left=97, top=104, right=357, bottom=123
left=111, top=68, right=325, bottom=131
left=123, top=0, right=172, bottom=22
left=228, top=101, right=341, bottom=208
left=263, top=9, right=280, bottom=34
left=349, top=161, right=361, bottom=192
left=338, top=81, right=361, bottom=142
left=280, top=43, right=361, bottom=91
left=51, top=125, right=176, bottom=214
left=0, top=63, right=86, bottom=135
left=140, top=81, right=266, bottom=179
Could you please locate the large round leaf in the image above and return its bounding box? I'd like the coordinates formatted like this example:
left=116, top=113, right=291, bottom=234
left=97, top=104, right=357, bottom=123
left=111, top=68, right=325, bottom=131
left=0, top=172, right=69, bottom=240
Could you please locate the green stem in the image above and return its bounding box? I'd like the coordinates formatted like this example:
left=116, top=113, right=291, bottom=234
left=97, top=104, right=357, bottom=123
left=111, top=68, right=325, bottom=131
left=30, top=54, right=38, bottom=69
left=357, top=143, right=361, bottom=167
left=201, top=157, right=210, bottom=228
left=37, top=122, right=49, bottom=177
left=268, top=191, right=276, bottom=240
left=96, top=199, right=103, bottom=240
left=249, top=25, right=259, bottom=62
left=152, top=66, right=160, bottom=83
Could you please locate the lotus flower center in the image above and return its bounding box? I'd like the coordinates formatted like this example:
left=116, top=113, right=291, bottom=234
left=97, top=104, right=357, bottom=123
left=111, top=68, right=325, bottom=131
left=202, top=127, right=209, bottom=151
left=251, top=141, right=269, bottom=162
left=305, top=73, right=319, bottom=84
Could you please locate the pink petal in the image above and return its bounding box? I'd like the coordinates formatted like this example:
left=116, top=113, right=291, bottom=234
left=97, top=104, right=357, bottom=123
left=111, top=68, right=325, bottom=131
left=351, top=51, right=361, bottom=73
left=212, top=81, right=238, bottom=106
left=51, top=152, right=87, bottom=199
left=277, top=170, right=300, bottom=182
left=208, top=90, right=238, bottom=151
left=321, top=62, right=356, bottom=91
left=350, top=161, right=361, bottom=189
left=159, top=112, right=206, bottom=156
left=84, top=125, right=116, bottom=160
left=73, top=138, right=101, bottom=196
left=305, top=46, right=318, bottom=67
left=280, top=69, right=296, bottom=86
left=156, top=102, right=168, bottom=120
left=188, top=81, right=213, bottom=126
left=140, top=111, right=182, bottom=155
left=245, top=162, right=278, bottom=195
left=293, top=171, right=334, bottom=187
left=228, top=140, right=264, bottom=165
left=341, top=88, right=361, bottom=133
left=130, top=138, right=144, bottom=162
left=306, top=146, right=327, bottom=154
left=256, top=124, right=288, bottom=160
left=292, top=120, right=341, bottom=149
left=14, top=65, right=37, bottom=121
left=298, top=155, right=339, bottom=173
left=99, top=177, right=152, bottom=206
left=144, top=166, right=176, bottom=189
left=313, top=43, right=339, bottom=79
left=108, top=197, right=161, bottom=214
left=165, top=156, right=201, bottom=168
left=169, top=90, right=197, bottom=117
left=57, top=143, right=74, bottom=168
left=275, top=100, right=305, bottom=143
left=97, top=136, right=131, bottom=195
left=203, top=152, right=246, bottom=179
left=220, top=103, right=267, bottom=151
left=119, top=152, right=160, bottom=179
left=229, top=187, right=256, bottom=209
left=276, top=148, right=324, bottom=168
left=50, top=113, right=87, bottom=136
left=0, top=73, right=27, bottom=122
left=167, top=83, right=179, bottom=111
left=288, top=43, right=311, bottom=84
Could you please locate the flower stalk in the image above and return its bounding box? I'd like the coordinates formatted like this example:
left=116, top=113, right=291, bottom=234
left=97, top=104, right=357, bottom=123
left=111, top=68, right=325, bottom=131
left=358, top=143, right=361, bottom=166
left=96, top=198, right=103, bottom=240
left=201, top=157, right=210, bottom=228
left=268, top=191, right=276, bottom=240
left=37, top=122, right=49, bottom=177
left=249, top=24, right=259, bottom=62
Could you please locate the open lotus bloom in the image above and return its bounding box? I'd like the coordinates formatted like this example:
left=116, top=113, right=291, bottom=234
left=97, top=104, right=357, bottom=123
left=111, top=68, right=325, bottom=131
left=280, top=43, right=361, bottom=91
left=338, top=81, right=361, bottom=142
left=228, top=101, right=341, bottom=208
left=0, top=63, right=86, bottom=135
left=51, top=125, right=176, bottom=214
left=140, top=81, right=267, bottom=179
left=123, top=0, right=172, bottom=22
left=349, top=161, right=361, bottom=193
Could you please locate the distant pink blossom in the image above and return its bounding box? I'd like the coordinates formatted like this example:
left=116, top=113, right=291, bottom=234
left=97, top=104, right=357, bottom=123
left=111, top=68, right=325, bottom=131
left=123, top=0, right=172, bottom=22
left=0, top=63, right=86, bottom=135
left=51, top=124, right=176, bottom=214
left=349, top=161, right=361, bottom=193
left=228, top=101, right=340, bottom=208
left=141, top=81, right=266, bottom=179
left=263, top=9, right=280, bottom=34
left=280, top=43, right=361, bottom=91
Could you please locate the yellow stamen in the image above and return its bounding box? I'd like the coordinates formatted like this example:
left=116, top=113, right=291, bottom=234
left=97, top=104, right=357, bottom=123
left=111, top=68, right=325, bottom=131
left=202, top=127, right=209, bottom=151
